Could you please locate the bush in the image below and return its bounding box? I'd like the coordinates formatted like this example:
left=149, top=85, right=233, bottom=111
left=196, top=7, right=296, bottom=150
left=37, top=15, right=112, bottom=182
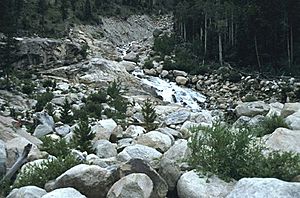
left=40, top=136, right=72, bottom=158
left=71, top=117, right=95, bottom=154
left=13, top=155, right=80, bottom=189
left=143, top=59, right=154, bottom=69
left=42, top=79, right=56, bottom=89
left=87, top=89, right=107, bottom=104
left=153, top=34, right=176, bottom=56
left=35, top=91, right=54, bottom=112
left=21, top=81, right=35, bottom=95
left=255, top=115, right=289, bottom=137
left=188, top=123, right=300, bottom=181
left=142, top=98, right=157, bottom=131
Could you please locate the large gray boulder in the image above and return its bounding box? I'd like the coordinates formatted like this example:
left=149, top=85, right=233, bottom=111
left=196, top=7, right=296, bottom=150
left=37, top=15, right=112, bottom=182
left=107, top=173, right=153, bottom=198
left=118, top=159, right=168, bottom=198
left=285, top=110, right=300, bottom=130
left=159, top=139, right=191, bottom=191
left=117, top=144, right=162, bottom=163
left=42, top=187, right=86, bottom=198
left=136, top=131, right=172, bottom=153
left=264, top=128, right=300, bottom=153
left=0, top=139, right=6, bottom=177
left=33, top=124, right=53, bottom=138
left=235, top=101, right=270, bottom=117
left=281, top=103, right=300, bottom=118
left=7, top=186, right=47, bottom=198
left=226, top=178, right=300, bottom=198
left=54, top=164, right=118, bottom=198
left=35, top=112, right=55, bottom=129
left=123, top=125, right=146, bottom=138
left=93, top=139, right=117, bottom=158
left=164, top=109, right=191, bottom=126
left=11, top=37, right=84, bottom=68
left=177, top=171, right=234, bottom=198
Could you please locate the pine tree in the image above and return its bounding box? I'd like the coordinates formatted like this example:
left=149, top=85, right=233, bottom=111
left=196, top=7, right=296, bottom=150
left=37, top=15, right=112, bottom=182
left=142, top=98, right=157, bottom=131
left=60, top=99, right=73, bottom=124
left=84, top=0, right=92, bottom=21
left=72, top=117, right=95, bottom=154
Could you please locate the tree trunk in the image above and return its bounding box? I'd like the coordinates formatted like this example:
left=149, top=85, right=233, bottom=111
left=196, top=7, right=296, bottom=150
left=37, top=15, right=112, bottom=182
left=204, top=13, right=207, bottom=57
left=290, top=24, right=294, bottom=64
left=254, top=35, right=261, bottom=70
left=231, top=12, right=234, bottom=46
left=219, top=32, right=223, bottom=66
left=287, top=28, right=291, bottom=68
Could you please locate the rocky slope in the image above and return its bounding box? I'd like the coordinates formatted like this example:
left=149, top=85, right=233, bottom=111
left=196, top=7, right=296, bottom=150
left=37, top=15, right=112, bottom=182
left=1, top=14, right=300, bottom=198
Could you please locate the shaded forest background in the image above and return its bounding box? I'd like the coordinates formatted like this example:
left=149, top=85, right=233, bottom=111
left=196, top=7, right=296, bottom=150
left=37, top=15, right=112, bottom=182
left=0, top=0, right=300, bottom=76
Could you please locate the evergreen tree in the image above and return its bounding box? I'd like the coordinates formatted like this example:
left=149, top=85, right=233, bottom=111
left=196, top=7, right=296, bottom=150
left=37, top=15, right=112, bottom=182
left=84, top=0, right=93, bottom=21
left=61, top=0, right=69, bottom=21
left=72, top=116, right=95, bottom=154
left=60, top=99, right=73, bottom=124
left=141, top=98, right=157, bottom=131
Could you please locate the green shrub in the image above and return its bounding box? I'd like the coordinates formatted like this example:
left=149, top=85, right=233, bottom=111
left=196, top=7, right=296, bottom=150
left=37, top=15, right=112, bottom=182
left=255, top=115, right=289, bottom=137
left=71, top=117, right=95, bottom=154
left=142, top=98, right=157, bottom=131
left=188, top=123, right=300, bottom=181
left=153, top=34, right=176, bottom=56
left=40, top=136, right=71, bottom=158
left=35, top=91, right=54, bottom=112
left=45, top=102, right=55, bottom=117
left=107, top=80, right=122, bottom=99
left=144, top=59, right=154, bottom=69
left=21, top=81, right=35, bottom=95
left=42, top=79, right=56, bottom=89
left=13, top=155, right=80, bottom=188
left=85, top=101, right=103, bottom=119
left=87, top=89, right=107, bottom=104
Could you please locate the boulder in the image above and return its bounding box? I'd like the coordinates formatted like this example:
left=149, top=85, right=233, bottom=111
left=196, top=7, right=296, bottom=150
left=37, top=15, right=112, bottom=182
left=33, top=124, right=53, bottom=138
left=193, top=110, right=213, bottom=126
left=11, top=37, right=83, bottom=68
left=281, top=103, right=300, bottom=118
left=136, top=131, right=172, bottom=153
left=0, top=140, right=6, bottom=177
left=117, top=144, right=162, bottom=163
left=123, top=125, right=145, bottom=138
left=175, top=76, right=188, bottom=85
left=42, top=187, right=86, bottom=198
left=35, top=112, right=55, bottom=129
left=159, top=139, right=191, bottom=191
left=264, top=128, right=300, bottom=153
left=165, top=109, right=191, bottom=126
left=177, top=171, right=234, bottom=198
left=107, top=173, right=153, bottom=198
left=123, top=52, right=138, bottom=63
left=5, top=137, right=38, bottom=168
left=120, top=61, right=136, bottom=72
left=157, top=127, right=182, bottom=139
left=235, top=101, right=270, bottom=117
left=7, top=186, right=47, bottom=198
left=56, top=82, right=70, bottom=91
left=93, top=140, right=117, bottom=158
left=173, top=70, right=188, bottom=77
left=55, top=125, right=71, bottom=136
left=267, top=102, right=284, bottom=117
left=285, top=110, right=300, bottom=130
left=54, top=164, right=118, bottom=198
left=226, top=178, right=300, bottom=198
left=98, top=119, right=118, bottom=133
left=118, top=159, right=168, bottom=198
left=92, top=125, right=111, bottom=141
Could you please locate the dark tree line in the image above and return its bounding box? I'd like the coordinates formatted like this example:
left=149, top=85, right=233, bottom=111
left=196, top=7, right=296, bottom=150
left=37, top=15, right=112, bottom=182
left=173, top=0, right=300, bottom=74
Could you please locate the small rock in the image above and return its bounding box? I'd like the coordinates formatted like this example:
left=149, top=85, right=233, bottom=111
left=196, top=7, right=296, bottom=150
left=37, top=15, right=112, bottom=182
left=42, top=187, right=86, bottom=198
left=123, top=125, right=145, bottom=138
left=175, top=76, right=188, bottom=85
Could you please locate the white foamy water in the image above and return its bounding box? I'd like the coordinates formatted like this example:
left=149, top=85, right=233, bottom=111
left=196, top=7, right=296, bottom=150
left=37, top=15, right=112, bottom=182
left=133, top=69, right=206, bottom=110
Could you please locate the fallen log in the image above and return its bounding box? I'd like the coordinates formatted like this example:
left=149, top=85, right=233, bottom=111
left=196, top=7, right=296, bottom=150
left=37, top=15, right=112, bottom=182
left=0, top=143, right=32, bottom=184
